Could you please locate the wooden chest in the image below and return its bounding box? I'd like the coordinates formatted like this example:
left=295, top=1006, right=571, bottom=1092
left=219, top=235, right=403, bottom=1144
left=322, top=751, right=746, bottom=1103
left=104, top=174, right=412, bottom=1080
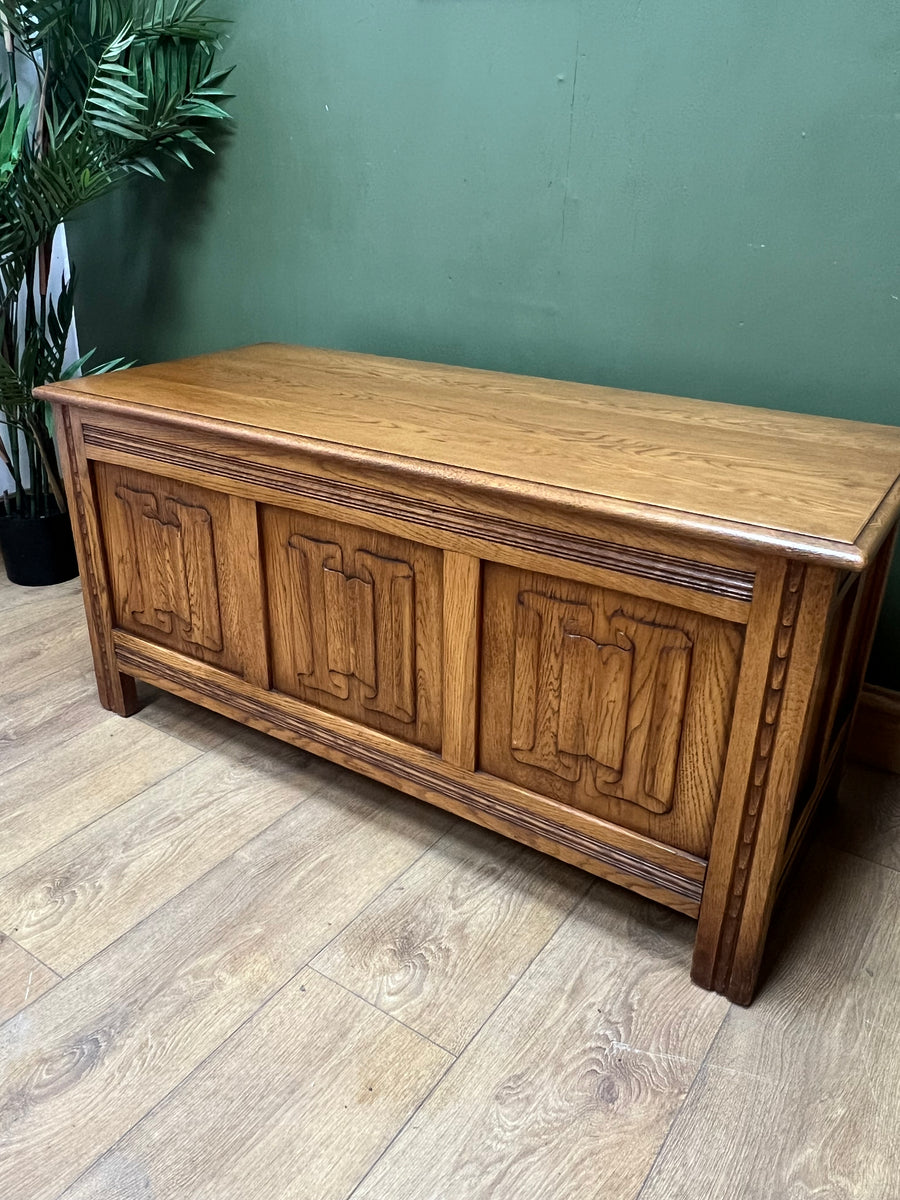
left=40, top=344, right=900, bottom=1004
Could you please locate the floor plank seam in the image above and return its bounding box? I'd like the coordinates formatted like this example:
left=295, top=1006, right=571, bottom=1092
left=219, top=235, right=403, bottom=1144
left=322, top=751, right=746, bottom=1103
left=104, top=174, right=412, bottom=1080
left=0, top=932, right=62, bottom=982
left=45, top=944, right=458, bottom=1199
left=632, top=1002, right=731, bottom=1200
left=306, top=964, right=460, bottom=1058
left=0, top=713, right=96, bottom=782
left=393, top=874, right=597, bottom=1076
left=129, top=703, right=234, bottom=752
left=0, top=618, right=88, bottom=661
left=0, top=742, right=207, bottom=888
left=304, top=819, right=461, bottom=967
left=0, top=776, right=347, bottom=1010
left=829, top=842, right=900, bottom=876
left=344, top=1040, right=464, bottom=1200
left=48, top=968, right=308, bottom=1200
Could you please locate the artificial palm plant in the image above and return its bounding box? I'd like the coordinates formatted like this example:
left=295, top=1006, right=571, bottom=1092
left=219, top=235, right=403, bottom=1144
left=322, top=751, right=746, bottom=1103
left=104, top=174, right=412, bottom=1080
left=0, top=0, right=231, bottom=530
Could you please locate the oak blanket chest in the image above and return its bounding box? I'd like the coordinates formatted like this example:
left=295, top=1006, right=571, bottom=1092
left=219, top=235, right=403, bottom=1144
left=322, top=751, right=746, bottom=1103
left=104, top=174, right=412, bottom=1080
left=40, top=344, right=900, bottom=1004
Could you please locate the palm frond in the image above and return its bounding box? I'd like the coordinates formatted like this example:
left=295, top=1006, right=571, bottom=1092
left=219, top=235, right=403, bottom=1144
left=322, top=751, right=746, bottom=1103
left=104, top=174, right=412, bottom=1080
left=0, top=89, right=32, bottom=179
left=89, top=0, right=227, bottom=46
left=0, top=0, right=233, bottom=510
left=0, top=129, right=120, bottom=268
left=84, top=26, right=146, bottom=141
left=0, top=0, right=70, bottom=53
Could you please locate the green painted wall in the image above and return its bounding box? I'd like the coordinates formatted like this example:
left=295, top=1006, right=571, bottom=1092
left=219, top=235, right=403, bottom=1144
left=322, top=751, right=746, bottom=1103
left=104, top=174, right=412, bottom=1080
left=68, top=0, right=900, bottom=684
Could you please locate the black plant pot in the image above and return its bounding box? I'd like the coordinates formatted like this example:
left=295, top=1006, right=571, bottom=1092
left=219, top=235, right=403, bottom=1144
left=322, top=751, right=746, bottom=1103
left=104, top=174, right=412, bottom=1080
left=0, top=503, right=79, bottom=587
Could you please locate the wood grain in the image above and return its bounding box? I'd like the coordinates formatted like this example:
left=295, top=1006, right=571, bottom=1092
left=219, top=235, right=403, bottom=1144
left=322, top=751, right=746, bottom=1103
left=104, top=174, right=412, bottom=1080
left=78, top=416, right=758, bottom=613
left=54, top=405, right=138, bottom=716
left=442, top=551, right=481, bottom=771
left=0, top=934, right=58, bottom=1024
left=61, top=969, right=452, bottom=1200
left=313, top=821, right=591, bottom=1053
left=42, top=346, right=900, bottom=1004
left=352, top=880, right=728, bottom=1200
left=4, top=575, right=900, bottom=1197
left=0, top=724, right=337, bottom=974
left=262, top=504, right=443, bottom=750
left=0, top=572, right=82, bottom=632
left=0, top=716, right=200, bottom=877
left=480, top=562, right=744, bottom=856
left=0, top=776, right=452, bottom=1200
left=639, top=845, right=900, bottom=1200
left=0, top=657, right=111, bottom=777
left=94, top=460, right=269, bottom=687
left=0, top=613, right=90, bottom=692
left=694, top=560, right=836, bottom=1003
left=0, top=571, right=107, bottom=777
left=38, top=343, right=900, bottom=556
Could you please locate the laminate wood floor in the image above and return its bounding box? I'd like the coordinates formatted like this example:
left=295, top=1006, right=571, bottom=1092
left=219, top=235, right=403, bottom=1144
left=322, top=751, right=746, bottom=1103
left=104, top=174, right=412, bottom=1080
left=1, top=570, right=898, bottom=1200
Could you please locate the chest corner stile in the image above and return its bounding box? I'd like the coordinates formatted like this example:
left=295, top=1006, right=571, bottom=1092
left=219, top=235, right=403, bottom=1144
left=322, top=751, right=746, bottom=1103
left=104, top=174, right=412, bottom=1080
left=41, top=346, right=900, bottom=1005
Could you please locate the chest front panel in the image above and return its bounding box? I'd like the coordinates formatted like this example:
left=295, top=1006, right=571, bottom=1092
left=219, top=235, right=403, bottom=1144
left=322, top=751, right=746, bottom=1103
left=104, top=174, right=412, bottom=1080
left=478, top=563, right=746, bottom=856
left=93, top=460, right=268, bottom=685
left=261, top=503, right=444, bottom=751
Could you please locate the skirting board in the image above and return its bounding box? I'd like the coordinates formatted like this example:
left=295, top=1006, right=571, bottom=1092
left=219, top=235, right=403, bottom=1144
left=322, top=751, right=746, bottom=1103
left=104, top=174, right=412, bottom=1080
left=850, top=684, right=900, bottom=775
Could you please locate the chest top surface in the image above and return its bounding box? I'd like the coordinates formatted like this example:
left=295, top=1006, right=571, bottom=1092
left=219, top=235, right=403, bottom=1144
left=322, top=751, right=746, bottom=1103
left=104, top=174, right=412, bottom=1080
left=39, top=342, right=900, bottom=567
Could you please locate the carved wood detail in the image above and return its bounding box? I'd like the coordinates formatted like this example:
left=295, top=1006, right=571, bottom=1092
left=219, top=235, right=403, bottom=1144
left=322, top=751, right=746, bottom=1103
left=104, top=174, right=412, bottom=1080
left=481, top=563, right=744, bottom=856
left=286, top=534, right=416, bottom=723
left=114, top=485, right=223, bottom=651
left=80, top=424, right=756, bottom=600
left=48, top=344, right=900, bottom=1004
left=92, top=461, right=269, bottom=683
left=712, top=561, right=806, bottom=992
left=509, top=590, right=693, bottom=815
left=262, top=505, right=443, bottom=750
left=55, top=411, right=139, bottom=715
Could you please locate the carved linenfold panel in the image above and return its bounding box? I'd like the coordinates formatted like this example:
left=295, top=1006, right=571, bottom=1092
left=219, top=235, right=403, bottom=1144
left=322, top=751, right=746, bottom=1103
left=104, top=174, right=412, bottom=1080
left=114, top=485, right=223, bottom=651
left=558, top=632, right=632, bottom=770
left=510, top=591, right=692, bottom=814
left=481, top=563, right=745, bottom=856
left=263, top=506, right=443, bottom=751
left=92, top=461, right=268, bottom=683
left=605, top=613, right=693, bottom=810
left=287, top=535, right=416, bottom=722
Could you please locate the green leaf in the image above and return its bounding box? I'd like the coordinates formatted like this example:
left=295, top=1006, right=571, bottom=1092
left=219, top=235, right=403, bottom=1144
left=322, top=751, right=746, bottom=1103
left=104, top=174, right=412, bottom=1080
left=1, top=0, right=233, bottom=507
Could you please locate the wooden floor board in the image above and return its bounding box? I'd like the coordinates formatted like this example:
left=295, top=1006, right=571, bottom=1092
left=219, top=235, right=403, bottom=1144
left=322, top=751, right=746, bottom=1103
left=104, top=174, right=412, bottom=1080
left=0, top=716, right=201, bottom=877
left=0, top=776, right=451, bottom=1200
left=0, top=933, right=59, bottom=1023
left=0, top=575, right=82, bottom=633
left=0, top=724, right=343, bottom=974
left=825, top=763, right=900, bottom=873
left=61, top=968, right=452, bottom=1200
left=313, top=821, right=592, bottom=1053
left=0, top=658, right=107, bottom=775
left=131, top=679, right=241, bottom=751
left=636, top=844, right=900, bottom=1199
left=351, top=882, right=729, bottom=1200
left=0, top=616, right=91, bottom=692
